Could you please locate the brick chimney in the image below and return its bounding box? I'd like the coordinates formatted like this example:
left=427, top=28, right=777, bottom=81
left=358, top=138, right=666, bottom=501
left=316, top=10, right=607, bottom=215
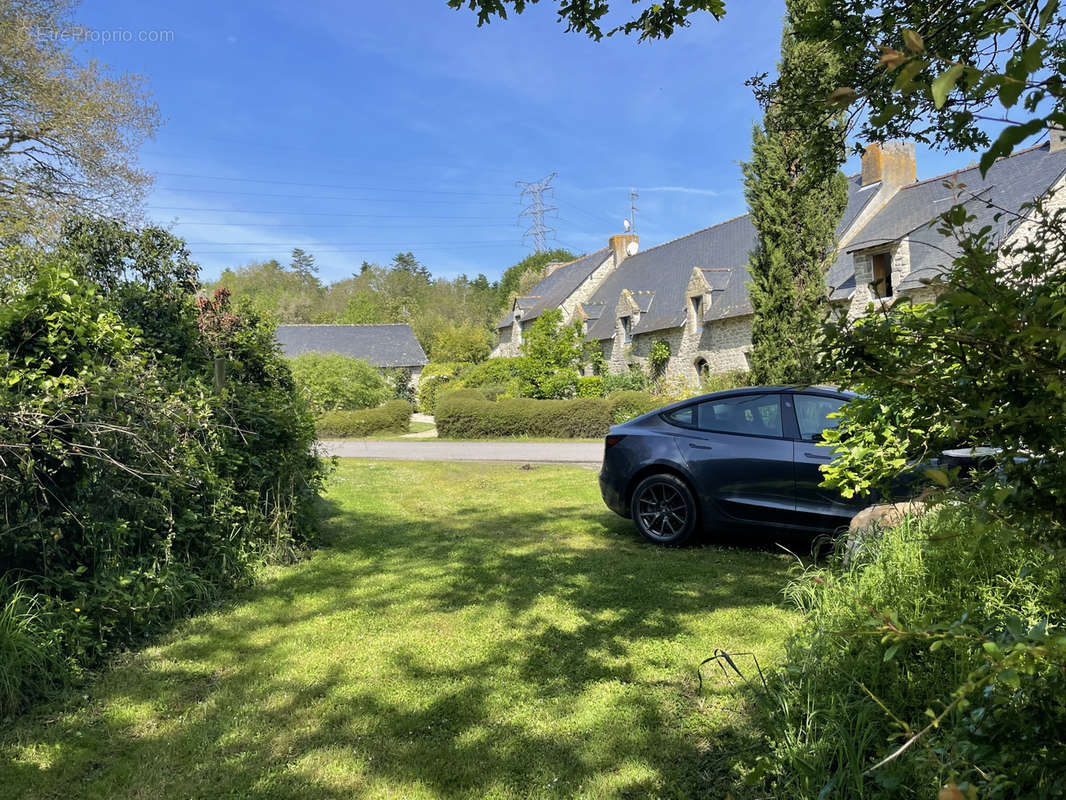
left=1051, top=127, right=1066, bottom=152
left=861, top=141, right=917, bottom=189
left=609, top=233, right=639, bottom=265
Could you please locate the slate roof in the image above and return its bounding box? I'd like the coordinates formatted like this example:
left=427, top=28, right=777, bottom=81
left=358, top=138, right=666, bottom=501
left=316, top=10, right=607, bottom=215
left=275, top=324, right=429, bottom=367
left=844, top=142, right=1066, bottom=293
left=495, top=248, right=611, bottom=329
left=583, top=175, right=874, bottom=340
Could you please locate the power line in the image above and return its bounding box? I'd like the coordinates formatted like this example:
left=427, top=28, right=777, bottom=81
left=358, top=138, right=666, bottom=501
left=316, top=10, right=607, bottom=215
left=152, top=185, right=510, bottom=205
left=516, top=172, right=557, bottom=253
left=149, top=205, right=509, bottom=220
left=153, top=170, right=513, bottom=197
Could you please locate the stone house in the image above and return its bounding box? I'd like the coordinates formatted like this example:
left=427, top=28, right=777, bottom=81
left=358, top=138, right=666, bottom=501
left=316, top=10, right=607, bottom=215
left=275, top=323, right=429, bottom=385
left=492, top=138, right=1066, bottom=388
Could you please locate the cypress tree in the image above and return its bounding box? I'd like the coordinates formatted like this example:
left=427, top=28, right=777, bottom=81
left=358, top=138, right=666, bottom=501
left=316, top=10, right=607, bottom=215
left=743, top=0, right=848, bottom=385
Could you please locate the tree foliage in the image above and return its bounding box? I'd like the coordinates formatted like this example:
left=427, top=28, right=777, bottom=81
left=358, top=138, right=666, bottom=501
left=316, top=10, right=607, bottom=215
left=0, top=0, right=160, bottom=247
left=794, top=0, right=1066, bottom=164
left=0, top=220, right=324, bottom=711
left=743, top=0, right=848, bottom=385
left=517, top=308, right=585, bottom=398
left=446, top=0, right=725, bottom=40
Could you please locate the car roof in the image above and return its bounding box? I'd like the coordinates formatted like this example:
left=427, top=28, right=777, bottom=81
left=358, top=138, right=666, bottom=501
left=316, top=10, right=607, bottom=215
left=616, top=385, right=854, bottom=427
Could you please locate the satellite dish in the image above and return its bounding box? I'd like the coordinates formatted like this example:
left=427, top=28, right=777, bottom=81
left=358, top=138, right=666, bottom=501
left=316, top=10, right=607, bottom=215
left=623, top=218, right=631, bottom=232
left=626, top=241, right=639, bottom=256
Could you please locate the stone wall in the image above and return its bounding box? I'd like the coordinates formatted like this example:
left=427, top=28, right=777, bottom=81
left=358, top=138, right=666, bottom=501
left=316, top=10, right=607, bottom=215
left=491, top=318, right=523, bottom=358
left=561, top=253, right=615, bottom=321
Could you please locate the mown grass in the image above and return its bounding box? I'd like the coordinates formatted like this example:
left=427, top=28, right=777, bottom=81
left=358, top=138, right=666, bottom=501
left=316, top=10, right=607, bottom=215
left=2, top=460, right=800, bottom=799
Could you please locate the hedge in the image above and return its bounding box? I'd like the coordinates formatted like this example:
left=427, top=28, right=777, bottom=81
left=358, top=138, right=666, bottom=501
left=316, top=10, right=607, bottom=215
left=435, top=391, right=665, bottom=439
left=288, top=352, right=390, bottom=414
left=317, top=400, right=413, bottom=438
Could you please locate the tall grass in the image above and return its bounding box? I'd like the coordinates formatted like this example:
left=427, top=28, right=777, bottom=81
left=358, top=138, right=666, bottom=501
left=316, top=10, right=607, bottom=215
left=0, top=582, right=64, bottom=714
left=757, top=506, right=1066, bottom=798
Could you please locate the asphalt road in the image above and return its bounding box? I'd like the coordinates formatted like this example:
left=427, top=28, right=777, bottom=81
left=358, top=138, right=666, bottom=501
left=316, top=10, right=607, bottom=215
left=319, top=440, right=603, bottom=468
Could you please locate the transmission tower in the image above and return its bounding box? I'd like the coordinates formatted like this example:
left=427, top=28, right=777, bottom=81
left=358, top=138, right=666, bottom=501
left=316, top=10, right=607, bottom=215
left=516, top=172, right=558, bottom=253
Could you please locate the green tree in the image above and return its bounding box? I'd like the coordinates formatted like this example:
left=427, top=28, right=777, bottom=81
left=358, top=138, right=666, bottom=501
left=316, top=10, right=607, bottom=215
left=431, top=323, right=492, bottom=363
left=496, top=248, right=575, bottom=311
left=743, top=0, right=847, bottom=385
left=207, top=258, right=324, bottom=323
left=518, top=308, right=584, bottom=398
left=0, top=0, right=160, bottom=247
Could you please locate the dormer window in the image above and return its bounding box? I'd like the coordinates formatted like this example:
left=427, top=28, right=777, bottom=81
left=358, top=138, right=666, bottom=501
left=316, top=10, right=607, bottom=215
left=621, top=315, right=632, bottom=342
left=871, top=252, right=893, bottom=298
left=691, top=295, right=702, bottom=319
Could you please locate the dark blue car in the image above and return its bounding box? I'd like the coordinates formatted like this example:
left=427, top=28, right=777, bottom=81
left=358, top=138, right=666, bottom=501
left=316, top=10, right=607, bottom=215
left=599, top=386, right=862, bottom=545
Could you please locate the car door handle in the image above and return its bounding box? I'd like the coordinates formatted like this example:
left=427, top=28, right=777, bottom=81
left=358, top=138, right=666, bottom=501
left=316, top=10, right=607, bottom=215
left=689, top=443, right=713, bottom=451
left=804, top=452, right=832, bottom=461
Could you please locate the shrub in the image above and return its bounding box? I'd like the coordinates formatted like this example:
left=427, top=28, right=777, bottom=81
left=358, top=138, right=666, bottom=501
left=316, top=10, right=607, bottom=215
left=607, top=390, right=662, bottom=424
left=417, top=361, right=473, bottom=414
left=453, top=356, right=526, bottom=388
left=288, top=352, right=389, bottom=414
left=0, top=221, right=325, bottom=712
left=602, top=364, right=648, bottom=393
left=435, top=395, right=613, bottom=438
left=700, top=368, right=751, bottom=393
left=316, top=400, right=413, bottom=438
left=386, top=367, right=417, bottom=405
left=576, top=375, right=605, bottom=397
left=758, top=508, right=1066, bottom=798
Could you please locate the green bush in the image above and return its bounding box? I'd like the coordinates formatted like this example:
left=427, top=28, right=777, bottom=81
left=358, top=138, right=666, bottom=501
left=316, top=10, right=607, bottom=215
left=435, top=395, right=613, bottom=438
left=759, top=508, right=1066, bottom=798
left=288, top=352, right=389, bottom=414
left=416, top=361, right=473, bottom=414
left=607, top=390, right=662, bottom=424
left=0, top=220, right=325, bottom=713
left=700, top=368, right=751, bottom=393
left=576, top=375, right=605, bottom=397
left=453, top=356, right=526, bottom=388
left=316, top=400, right=412, bottom=438
left=602, top=365, right=648, bottom=394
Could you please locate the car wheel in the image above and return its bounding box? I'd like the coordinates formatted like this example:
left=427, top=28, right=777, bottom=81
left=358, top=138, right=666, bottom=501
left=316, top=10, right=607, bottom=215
left=631, top=473, right=698, bottom=546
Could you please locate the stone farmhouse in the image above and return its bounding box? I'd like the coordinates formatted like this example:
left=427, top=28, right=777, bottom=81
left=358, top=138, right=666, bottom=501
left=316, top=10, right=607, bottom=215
left=276, top=323, right=429, bottom=384
left=492, top=138, right=1066, bottom=386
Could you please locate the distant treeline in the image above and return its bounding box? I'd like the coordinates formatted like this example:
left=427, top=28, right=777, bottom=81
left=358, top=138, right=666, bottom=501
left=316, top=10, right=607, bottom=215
left=205, top=248, right=577, bottom=361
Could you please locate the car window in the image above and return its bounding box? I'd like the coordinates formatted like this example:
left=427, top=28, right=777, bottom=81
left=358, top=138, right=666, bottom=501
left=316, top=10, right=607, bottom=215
left=794, top=394, right=847, bottom=441
left=695, top=394, right=782, bottom=437
left=662, top=405, right=697, bottom=428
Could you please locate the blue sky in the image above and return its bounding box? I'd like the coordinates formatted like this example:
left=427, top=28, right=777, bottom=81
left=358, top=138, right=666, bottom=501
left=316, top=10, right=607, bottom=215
left=76, top=0, right=991, bottom=283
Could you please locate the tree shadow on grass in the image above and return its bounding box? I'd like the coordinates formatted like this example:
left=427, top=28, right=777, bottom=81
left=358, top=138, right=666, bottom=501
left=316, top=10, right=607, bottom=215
left=3, top=469, right=791, bottom=800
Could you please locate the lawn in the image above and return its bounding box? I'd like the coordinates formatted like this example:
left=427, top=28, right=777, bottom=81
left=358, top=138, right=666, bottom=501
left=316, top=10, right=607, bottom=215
left=2, top=460, right=800, bottom=799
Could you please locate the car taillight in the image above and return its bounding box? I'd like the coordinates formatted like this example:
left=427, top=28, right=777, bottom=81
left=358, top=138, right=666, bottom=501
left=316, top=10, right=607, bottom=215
left=605, top=435, right=626, bottom=449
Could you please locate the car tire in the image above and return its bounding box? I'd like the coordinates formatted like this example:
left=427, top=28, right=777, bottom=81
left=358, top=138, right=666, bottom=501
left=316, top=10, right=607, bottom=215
left=630, top=473, right=699, bottom=546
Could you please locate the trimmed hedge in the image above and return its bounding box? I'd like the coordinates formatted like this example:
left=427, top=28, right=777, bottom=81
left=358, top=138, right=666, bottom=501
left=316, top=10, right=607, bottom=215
left=317, top=400, right=413, bottom=438
left=435, top=391, right=664, bottom=439
left=608, top=390, right=663, bottom=424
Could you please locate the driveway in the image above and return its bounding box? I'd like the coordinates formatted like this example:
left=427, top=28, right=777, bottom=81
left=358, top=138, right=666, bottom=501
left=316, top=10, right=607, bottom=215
left=319, top=440, right=603, bottom=467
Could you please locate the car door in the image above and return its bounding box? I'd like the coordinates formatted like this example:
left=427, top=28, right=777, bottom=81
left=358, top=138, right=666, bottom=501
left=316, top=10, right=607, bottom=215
left=669, top=393, right=795, bottom=525
left=790, top=392, right=865, bottom=529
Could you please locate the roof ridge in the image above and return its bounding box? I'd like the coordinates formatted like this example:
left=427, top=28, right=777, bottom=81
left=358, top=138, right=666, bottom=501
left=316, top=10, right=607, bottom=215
left=899, top=141, right=1049, bottom=192
left=545, top=247, right=607, bottom=271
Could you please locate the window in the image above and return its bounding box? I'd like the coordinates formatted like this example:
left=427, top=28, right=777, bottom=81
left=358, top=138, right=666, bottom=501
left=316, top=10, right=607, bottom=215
left=871, top=252, right=893, bottom=298
left=690, top=295, right=702, bottom=327
left=695, top=394, right=783, bottom=437
left=621, top=315, right=632, bottom=342
left=663, top=405, right=696, bottom=428
left=794, top=394, right=847, bottom=441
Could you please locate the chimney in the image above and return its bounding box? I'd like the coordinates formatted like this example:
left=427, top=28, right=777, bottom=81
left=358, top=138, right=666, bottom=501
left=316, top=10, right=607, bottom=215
left=609, top=233, right=639, bottom=265
left=1051, top=127, right=1066, bottom=152
left=861, top=141, right=917, bottom=189
left=542, top=261, right=564, bottom=276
